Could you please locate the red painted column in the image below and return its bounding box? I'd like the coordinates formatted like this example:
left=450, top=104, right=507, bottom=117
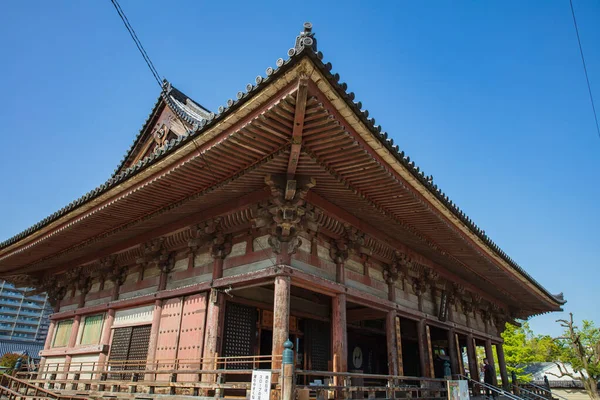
left=37, top=320, right=57, bottom=377
left=386, top=310, right=399, bottom=376
left=447, top=328, right=459, bottom=376
left=417, top=320, right=428, bottom=377
left=332, top=294, right=347, bottom=374
left=146, top=264, right=171, bottom=376
left=202, top=251, right=228, bottom=386
left=271, top=275, right=291, bottom=371
left=62, top=315, right=81, bottom=379
left=96, top=309, right=115, bottom=378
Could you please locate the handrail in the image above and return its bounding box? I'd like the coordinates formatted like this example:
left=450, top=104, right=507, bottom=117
left=518, top=386, right=553, bottom=400
left=523, top=381, right=568, bottom=400
left=457, top=374, right=522, bottom=400
left=296, top=369, right=448, bottom=383
left=0, top=373, right=89, bottom=400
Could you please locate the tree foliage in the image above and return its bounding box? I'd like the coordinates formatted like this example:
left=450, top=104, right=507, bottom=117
left=549, top=314, right=600, bottom=400
left=501, top=322, right=537, bottom=380
left=0, top=353, right=28, bottom=373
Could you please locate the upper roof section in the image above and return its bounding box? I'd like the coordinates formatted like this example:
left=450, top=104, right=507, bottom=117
left=113, top=85, right=212, bottom=177
left=0, top=23, right=565, bottom=312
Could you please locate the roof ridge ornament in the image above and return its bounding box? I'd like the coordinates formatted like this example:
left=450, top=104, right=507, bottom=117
left=293, top=22, right=317, bottom=53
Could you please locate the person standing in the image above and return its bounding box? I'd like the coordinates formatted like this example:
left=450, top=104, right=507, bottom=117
left=483, top=358, right=496, bottom=398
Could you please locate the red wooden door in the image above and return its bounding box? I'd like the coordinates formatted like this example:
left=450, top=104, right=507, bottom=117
left=154, top=297, right=183, bottom=380
left=177, top=293, right=207, bottom=381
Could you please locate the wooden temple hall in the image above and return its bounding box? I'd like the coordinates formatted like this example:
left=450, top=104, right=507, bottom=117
left=0, top=23, right=564, bottom=400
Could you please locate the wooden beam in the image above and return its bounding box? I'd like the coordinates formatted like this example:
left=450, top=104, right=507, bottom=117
left=19, top=190, right=271, bottom=276
left=307, top=190, right=510, bottom=310
left=287, top=78, right=309, bottom=177
left=346, top=307, right=386, bottom=323
left=0, top=79, right=301, bottom=264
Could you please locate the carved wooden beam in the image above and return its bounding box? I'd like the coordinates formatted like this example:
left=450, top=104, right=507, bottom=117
left=287, top=78, right=309, bottom=177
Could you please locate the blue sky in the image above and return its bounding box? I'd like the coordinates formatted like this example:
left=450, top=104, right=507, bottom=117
left=1, top=1, right=598, bottom=336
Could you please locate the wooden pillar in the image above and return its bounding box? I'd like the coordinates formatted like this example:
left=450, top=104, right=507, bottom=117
left=146, top=300, right=163, bottom=371
left=485, top=339, right=498, bottom=386
left=455, top=333, right=465, bottom=376
left=63, top=315, right=81, bottom=378
left=417, top=320, right=428, bottom=377
left=425, top=325, right=435, bottom=378
left=467, top=334, right=480, bottom=395
left=96, top=309, right=115, bottom=378
left=38, top=320, right=57, bottom=376
left=336, top=261, right=345, bottom=285
left=202, top=289, right=224, bottom=380
left=212, top=258, right=224, bottom=281
left=496, top=343, right=509, bottom=390
left=332, top=294, right=347, bottom=374
left=448, top=328, right=459, bottom=376
left=272, top=275, right=291, bottom=370
left=146, top=264, right=171, bottom=372
left=386, top=310, right=398, bottom=376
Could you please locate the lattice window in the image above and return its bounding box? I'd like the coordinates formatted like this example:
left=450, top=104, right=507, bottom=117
left=222, top=302, right=257, bottom=369
left=108, top=325, right=151, bottom=379
left=307, top=320, right=330, bottom=371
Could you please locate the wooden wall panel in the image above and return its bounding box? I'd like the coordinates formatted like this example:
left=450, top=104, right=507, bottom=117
left=154, top=298, right=183, bottom=380
left=177, top=293, right=207, bottom=381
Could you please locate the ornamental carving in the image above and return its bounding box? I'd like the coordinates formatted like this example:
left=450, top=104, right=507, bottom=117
left=157, top=249, right=176, bottom=273
left=136, top=238, right=165, bottom=266
left=192, top=217, right=233, bottom=260
left=38, top=274, right=68, bottom=307
left=329, top=224, right=365, bottom=264
left=258, top=174, right=317, bottom=254
left=383, top=251, right=411, bottom=284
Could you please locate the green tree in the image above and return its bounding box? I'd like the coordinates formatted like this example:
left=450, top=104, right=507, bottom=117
left=549, top=314, right=600, bottom=400
left=501, top=322, right=537, bottom=380
left=0, top=353, right=27, bottom=374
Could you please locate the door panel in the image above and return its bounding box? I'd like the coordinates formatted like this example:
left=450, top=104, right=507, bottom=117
left=178, top=293, right=207, bottom=381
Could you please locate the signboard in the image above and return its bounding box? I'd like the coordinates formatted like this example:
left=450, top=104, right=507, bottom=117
left=251, top=370, right=272, bottom=400
left=447, top=380, right=470, bottom=400
left=438, top=290, right=449, bottom=322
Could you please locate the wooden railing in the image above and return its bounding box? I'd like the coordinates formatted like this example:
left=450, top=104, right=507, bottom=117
left=17, top=355, right=282, bottom=398
left=0, top=373, right=88, bottom=400
left=296, top=370, right=449, bottom=400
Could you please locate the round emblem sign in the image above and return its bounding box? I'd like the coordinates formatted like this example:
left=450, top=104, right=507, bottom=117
left=352, top=346, right=363, bottom=369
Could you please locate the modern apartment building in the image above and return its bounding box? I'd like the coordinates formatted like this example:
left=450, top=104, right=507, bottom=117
left=0, top=280, right=51, bottom=359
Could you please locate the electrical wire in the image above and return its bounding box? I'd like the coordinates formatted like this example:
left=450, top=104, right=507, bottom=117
left=109, top=0, right=162, bottom=87
left=569, top=0, right=600, bottom=139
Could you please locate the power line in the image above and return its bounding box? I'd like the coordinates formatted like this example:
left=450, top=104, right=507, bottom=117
left=109, top=0, right=162, bottom=87
left=569, top=0, right=600, bottom=139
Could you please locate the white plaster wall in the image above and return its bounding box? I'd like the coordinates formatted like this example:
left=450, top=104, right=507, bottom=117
left=113, top=305, right=154, bottom=327
left=69, top=354, right=100, bottom=379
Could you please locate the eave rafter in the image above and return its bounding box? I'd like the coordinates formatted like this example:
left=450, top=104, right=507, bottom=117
left=286, top=77, right=309, bottom=177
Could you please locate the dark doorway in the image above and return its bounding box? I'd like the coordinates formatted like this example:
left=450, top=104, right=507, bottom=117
left=399, top=318, right=421, bottom=377
left=259, top=329, right=273, bottom=369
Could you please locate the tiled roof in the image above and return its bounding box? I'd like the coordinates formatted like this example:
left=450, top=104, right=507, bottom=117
left=0, top=23, right=564, bottom=307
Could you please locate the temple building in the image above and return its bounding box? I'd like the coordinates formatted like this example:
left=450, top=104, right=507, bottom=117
left=0, top=23, right=564, bottom=398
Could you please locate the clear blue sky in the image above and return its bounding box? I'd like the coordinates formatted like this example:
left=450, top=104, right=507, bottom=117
left=1, top=1, right=598, bottom=337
